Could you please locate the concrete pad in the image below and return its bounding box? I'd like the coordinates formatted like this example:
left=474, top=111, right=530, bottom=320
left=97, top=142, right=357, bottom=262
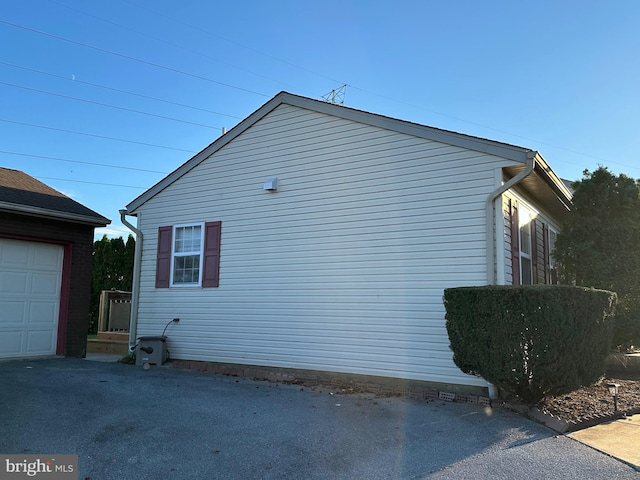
left=84, top=353, right=122, bottom=362
left=569, top=415, right=640, bottom=469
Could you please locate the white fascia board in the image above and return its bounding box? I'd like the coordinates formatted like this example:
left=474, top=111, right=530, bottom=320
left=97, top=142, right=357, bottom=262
left=0, top=202, right=110, bottom=227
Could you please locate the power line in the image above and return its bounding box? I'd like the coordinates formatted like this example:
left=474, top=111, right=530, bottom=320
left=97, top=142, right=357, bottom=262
left=37, top=176, right=146, bottom=189
left=47, top=0, right=299, bottom=92
left=3, top=12, right=632, bottom=178
left=120, top=0, right=346, bottom=87
left=0, top=61, right=244, bottom=120
left=0, top=18, right=271, bottom=98
left=348, top=84, right=639, bottom=173
left=0, top=150, right=168, bottom=174
left=0, top=81, right=221, bottom=130
left=0, top=118, right=198, bottom=153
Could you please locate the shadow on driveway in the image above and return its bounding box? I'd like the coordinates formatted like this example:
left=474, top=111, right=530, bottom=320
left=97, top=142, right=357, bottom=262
left=0, top=358, right=637, bottom=479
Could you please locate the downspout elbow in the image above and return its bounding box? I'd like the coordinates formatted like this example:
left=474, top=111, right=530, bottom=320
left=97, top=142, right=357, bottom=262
left=485, top=152, right=536, bottom=285
left=119, top=209, right=143, bottom=352
left=119, top=209, right=142, bottom=238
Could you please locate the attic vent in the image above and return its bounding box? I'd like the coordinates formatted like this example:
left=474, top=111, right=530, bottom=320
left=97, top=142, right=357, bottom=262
left=263, top=177, right=278, bottom=192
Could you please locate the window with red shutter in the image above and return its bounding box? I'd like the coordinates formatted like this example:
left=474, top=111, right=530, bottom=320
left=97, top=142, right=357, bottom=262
left=155, top=222, right=221, bottom=288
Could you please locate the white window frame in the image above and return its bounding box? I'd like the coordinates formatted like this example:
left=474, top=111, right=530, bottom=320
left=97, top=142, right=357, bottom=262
left=519, top=206, right=534, bottom=285
left=170, top=222, right=204, bottom=287
left=547, top=226, right=559, bottom=284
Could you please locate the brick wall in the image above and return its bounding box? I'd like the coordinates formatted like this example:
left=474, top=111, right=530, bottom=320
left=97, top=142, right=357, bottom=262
left=0, top=211, right=97, bottom=357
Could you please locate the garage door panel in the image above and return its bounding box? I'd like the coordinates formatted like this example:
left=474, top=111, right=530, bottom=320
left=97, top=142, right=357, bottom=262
left=33, top=244, right=64, bottom=269
left=0, top=239, right=63, bottom=359
left=29, top=302, right=59, bottom=324
left=0, top=271, right=28, bottom=294
left=31, top=272, right=61, bottom=296
left=0, top=331, right=24, bottom=355
left=1, top=302, right=26, bottom=324
left=26, top=329, right=56, bottom=354
left=0, top=241, right=29, bottom=265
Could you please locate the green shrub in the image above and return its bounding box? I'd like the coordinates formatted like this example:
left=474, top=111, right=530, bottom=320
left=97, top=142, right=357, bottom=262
left=443, top=285, right=616, bottom=403
left=611, top=289, right=640, bottom=351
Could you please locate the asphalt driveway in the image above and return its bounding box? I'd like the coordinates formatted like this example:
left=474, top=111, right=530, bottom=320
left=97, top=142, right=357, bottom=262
left=0, top=358, right=637, bottom=479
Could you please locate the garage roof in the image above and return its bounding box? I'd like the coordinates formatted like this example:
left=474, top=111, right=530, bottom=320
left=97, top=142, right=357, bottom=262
left=0, top=167, right=110, bottom=226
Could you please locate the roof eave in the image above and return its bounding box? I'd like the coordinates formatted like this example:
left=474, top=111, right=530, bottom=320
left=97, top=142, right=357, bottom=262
left=0, top=201, right=110, bottom=227
left=127, top=91, right=544, bottom=213
left=503, top=152, right=573, bottom=219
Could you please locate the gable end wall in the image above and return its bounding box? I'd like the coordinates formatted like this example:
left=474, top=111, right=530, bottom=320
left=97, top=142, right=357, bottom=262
left=133, top=104, right=522, bottom=387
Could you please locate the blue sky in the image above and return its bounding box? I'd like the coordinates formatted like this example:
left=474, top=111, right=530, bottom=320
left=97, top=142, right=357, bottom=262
left=2, top=1, right=639, bottom=239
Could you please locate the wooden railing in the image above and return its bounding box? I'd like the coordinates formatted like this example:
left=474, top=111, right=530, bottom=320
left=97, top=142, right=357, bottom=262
left=97, top=290, right=132, bottom=333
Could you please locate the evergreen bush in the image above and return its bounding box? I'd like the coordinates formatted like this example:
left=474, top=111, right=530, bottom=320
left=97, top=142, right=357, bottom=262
left=443, top=285, right=616, bottom=403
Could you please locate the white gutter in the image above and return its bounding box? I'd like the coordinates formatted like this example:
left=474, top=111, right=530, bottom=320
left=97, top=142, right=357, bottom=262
left=486, top=151, right=536, bottom=285
left=119, top=209, right=143, bottom=351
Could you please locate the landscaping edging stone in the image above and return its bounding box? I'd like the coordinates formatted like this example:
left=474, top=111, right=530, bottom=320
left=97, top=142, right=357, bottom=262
left=505, top=403, right=640, bottom=433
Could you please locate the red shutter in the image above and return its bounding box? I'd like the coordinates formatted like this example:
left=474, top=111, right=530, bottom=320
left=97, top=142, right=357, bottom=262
left=509, top=199, right=520, bottom=286
left=531, top=219, right=538, bottom=284
left=542, top=222, right=549, bottom=284
left=202, top=221, right=222, bottom=288
left=155, top=226, right=172, bottom=288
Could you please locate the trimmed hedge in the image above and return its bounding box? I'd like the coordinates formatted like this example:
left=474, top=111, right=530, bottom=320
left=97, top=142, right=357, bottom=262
left=443, top=285, right=616, bottom=403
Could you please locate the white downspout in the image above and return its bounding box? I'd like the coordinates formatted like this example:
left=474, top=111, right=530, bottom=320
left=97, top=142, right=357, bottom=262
left=484, top=152, right=535, bottom=399
left=485, top=151, right=536, bottom=285
left=119, top=209, right=143, bottom=351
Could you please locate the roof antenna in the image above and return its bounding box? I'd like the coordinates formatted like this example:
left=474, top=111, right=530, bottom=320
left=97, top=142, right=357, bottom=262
left=322, top=84, right=347, bottom=105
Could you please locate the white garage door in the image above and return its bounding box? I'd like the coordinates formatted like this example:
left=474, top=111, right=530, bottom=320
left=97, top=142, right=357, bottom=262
left=0, top=238, right=64, bottom=358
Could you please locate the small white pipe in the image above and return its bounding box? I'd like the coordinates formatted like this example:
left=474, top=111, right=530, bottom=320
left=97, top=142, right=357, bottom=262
left=119, top=209, right=143, bottom=351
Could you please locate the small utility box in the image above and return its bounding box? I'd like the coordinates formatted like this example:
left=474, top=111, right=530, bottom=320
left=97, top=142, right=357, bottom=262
left=136, top=335, right=167, bottom=366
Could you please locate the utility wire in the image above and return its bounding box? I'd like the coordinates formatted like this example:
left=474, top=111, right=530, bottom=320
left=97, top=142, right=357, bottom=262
left=0, top=81, right=221, bottom=130
left=48, top=0, right=299, bottom=91
left=37, top=176, right=146, bottom=189
left=0, top=61, right=243, bottom=120
left=120, top=0, right=346, bottom=87
left=0, top=19, right=271, bottom=98
left=0, top=150, right=168, bottom=174
left=348, top=84, right=639, bottom=173
left=0, top=118, right=198, bottom=153
left=3, top=12, right=632, bottom=177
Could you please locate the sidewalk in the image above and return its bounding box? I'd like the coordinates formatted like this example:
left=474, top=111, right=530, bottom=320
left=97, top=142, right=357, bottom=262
left=569, top=414, right=640, bottom=470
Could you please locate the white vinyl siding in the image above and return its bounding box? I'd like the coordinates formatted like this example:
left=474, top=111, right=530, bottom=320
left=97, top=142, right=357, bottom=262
left=133, top=104, right=521, bottom=387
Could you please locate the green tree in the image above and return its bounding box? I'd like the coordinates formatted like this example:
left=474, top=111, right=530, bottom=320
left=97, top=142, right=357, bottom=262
left=89, top=235, right=135, bottom=333
left=554, top=166, right=640, bottom=349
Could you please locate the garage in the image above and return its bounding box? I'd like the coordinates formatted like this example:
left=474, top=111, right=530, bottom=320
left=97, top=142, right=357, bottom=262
left=0, top=239, right=64, bottom=358
left=0, top=167, right=109, bottom=358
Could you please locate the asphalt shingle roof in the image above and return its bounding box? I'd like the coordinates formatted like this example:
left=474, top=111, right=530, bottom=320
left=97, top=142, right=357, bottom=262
left=0, top=167, right=109, bottom=225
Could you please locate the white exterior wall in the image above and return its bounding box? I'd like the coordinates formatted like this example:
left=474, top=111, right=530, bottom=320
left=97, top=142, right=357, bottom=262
left=133, top=104, right=520, bottom=387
